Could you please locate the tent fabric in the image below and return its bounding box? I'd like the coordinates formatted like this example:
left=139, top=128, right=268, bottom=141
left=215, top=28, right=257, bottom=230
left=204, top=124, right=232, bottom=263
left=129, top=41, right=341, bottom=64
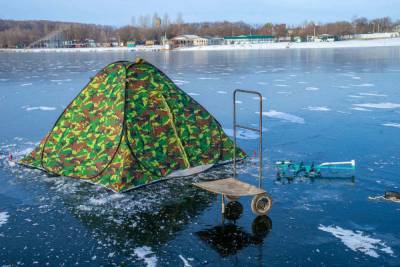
left=20, top=58, right=246, bottom=192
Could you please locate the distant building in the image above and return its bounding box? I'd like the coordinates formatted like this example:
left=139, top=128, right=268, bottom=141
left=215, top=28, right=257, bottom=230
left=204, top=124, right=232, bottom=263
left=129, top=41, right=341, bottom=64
left=193, top=37, right=208, bottom=46
left=277, top=36, right=291, bottom=42
left=205, top=37, right=224, bottom=46
left=170, top=35, right=209, bottom=48
left=127, top=41, right=136, bottom=48
left=354, top=32, right=400, bottom=40
left=223, top=35, right=276, bottom=45
left=109, top=37, right=120, bottom=47
left=161, top=36, right=170, bottom=50
left=83, top=39, right=97, bottom=47
left=145, top=40, right=156, bottom=46
left=293, top=36, right=303, bottom=43
left=307, top=34, right=336, bottom=42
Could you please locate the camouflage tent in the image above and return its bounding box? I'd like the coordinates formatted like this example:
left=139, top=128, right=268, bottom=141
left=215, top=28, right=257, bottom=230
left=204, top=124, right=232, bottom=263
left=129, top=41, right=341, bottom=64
left=20, top=58, right=246, bottom=192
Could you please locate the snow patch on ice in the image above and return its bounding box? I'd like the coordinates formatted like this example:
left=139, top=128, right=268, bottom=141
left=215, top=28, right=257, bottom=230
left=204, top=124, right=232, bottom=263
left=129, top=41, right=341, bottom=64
left=318, top=225, right=394, bottom=258
left=172, top=79, right=190, bottom=86
left=359, top=92, right=387, bottom=97
left=133, top=246, right=157, bottom=267
left=382, top=123, right=400, bottom=128
left=88, top=197, right=109, bottom=206
left=188, top=92, right=200, bottom=96
left=306, top=106, right=330, bottom=112
left=216, top=90, right=227, bottom=94
left=305, top=87, right=319, bottom=91
left=351, top=107, right=372, bottom=111
left=348, top=95, right=364, bottom=98
left=12, top=147, right=34, bottom=157
left=353, top=102, right=400, bottom=109
left=259, top=110, right=305, bottom=124
left=252, top=96, right=266, bottom=100
left=223, top=128, right=260, bottom=140
left=23, top=106, right=56, bottom=111
left=0, top=212, right=9, bottom=227
left=197, top=77, right=219, bottom=80
left=179, top=255, right=192, bottom=266
left=351, top=83, right=375, bottom=87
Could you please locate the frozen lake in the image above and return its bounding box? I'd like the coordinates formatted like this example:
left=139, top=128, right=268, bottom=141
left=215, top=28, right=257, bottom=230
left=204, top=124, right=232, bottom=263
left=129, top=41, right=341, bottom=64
left=0, top=48, right=400, bottom=266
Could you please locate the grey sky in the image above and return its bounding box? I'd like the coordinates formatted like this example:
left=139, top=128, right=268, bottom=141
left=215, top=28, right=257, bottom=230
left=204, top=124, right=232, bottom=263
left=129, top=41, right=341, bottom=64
left=2, top=0, right=399, bottom=26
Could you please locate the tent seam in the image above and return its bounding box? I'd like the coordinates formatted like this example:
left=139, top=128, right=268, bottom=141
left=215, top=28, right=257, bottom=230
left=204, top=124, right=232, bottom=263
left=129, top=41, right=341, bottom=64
left=157, top=90, right=191, bottom=168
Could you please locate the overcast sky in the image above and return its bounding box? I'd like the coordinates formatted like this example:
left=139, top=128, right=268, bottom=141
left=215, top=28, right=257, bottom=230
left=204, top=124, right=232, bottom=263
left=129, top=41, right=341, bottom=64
left=2, top=0, right=399, bottom=26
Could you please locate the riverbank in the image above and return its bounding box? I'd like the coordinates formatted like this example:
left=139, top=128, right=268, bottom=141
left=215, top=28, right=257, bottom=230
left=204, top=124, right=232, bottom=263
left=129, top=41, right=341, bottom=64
left=179, top=37, right=400, bottom=51
left=1, top=38, right=400, bottom=53
left=0, top=45, right=164, bottom=53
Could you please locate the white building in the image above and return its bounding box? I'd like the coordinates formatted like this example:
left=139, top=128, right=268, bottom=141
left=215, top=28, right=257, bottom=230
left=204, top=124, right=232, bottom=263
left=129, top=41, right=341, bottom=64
left=170, top=35, right=208, bottom=48
left=354, top=32, right=400, bottom=40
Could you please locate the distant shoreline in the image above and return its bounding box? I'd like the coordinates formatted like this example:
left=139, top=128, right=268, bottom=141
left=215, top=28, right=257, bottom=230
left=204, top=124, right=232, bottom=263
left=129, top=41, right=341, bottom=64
left=1, top=38, right=400, bottom=53
left=178, top=38, right=400, bottom=51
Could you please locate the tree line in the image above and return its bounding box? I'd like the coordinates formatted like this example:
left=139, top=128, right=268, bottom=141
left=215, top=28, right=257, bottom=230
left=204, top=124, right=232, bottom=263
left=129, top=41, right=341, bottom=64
left=0, top=16, right=399, bottom=48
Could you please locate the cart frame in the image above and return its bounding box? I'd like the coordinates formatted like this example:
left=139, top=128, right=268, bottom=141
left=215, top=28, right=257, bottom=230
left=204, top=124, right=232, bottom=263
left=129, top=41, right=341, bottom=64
left=233, top=89, right=263, bottom=188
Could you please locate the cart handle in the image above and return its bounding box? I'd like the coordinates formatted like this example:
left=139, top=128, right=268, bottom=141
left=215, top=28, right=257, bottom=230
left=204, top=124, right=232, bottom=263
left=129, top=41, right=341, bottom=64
left=233, top=89, right=264, bottom=188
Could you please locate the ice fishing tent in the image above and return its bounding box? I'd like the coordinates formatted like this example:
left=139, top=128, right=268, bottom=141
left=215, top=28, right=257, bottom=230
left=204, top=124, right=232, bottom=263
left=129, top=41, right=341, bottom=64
left=20, top=58, right=246, bottom=192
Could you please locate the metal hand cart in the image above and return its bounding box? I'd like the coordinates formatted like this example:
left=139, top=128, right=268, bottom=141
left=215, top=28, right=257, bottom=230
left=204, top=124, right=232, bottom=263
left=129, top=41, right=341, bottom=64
left=193, top=89, right=272, bottom=215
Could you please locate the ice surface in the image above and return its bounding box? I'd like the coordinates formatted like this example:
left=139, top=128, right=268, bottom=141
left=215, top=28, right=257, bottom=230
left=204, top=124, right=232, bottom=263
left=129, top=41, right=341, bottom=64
left=319, top=225, right=394, bottom=258
left=260, top=110, right=305, bottom=124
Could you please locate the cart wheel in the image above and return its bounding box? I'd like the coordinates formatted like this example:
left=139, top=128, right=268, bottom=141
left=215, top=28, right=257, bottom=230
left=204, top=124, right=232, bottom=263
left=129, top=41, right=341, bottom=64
left=251, top=193, right=272, bottom=215
left=226, top=195, right=240, bottom=201
left=225, top=201, right=243, bottom=220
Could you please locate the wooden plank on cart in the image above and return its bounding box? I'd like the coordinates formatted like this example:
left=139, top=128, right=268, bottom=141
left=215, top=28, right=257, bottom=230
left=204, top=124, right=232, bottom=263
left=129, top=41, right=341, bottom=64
left=193, top=178, right=265, bottom=196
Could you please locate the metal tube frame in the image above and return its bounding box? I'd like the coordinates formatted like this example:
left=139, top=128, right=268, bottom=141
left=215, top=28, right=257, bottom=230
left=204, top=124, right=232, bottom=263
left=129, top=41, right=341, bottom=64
left=233, top=89, right=263, bottom=188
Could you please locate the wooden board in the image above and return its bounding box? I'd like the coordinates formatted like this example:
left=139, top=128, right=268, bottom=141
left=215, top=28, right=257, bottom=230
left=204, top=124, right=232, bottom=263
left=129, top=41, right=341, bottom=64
left=193, top=178, right=265, bottom=196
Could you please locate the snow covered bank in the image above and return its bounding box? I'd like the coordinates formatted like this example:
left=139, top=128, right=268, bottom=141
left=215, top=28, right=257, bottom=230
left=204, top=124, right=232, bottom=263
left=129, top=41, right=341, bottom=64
left=178, top=38, right=400, bottom=51
left=2, top=38, right=400, bottom=53
left=0, top=45, right=164, bottom=53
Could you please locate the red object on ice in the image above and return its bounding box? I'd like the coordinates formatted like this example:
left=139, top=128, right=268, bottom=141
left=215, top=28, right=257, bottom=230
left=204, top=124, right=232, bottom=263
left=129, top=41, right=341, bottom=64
left=9, top=154, right=13, bottom=161
left=253, top=150, right=257, bottom=157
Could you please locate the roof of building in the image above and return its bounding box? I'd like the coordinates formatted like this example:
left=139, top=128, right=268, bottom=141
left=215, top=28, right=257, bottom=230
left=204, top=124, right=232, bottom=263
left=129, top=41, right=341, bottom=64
left=224, top=35, right=275, bottom=40
left=171, top=35, right=208, bottom=41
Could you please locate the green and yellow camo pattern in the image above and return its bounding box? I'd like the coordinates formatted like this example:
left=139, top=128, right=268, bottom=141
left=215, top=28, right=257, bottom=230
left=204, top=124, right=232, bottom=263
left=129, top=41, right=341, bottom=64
left=20, top=58, right=246, bottom=192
